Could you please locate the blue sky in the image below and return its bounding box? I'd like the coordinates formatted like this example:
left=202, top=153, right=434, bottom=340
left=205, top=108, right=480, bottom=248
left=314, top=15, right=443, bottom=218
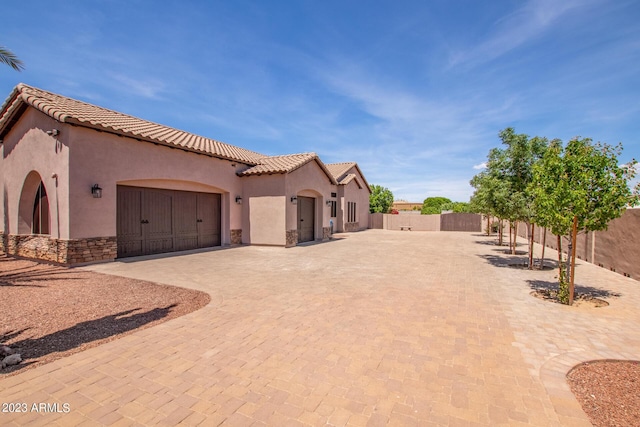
left=2, top=0, right=639, bottom=201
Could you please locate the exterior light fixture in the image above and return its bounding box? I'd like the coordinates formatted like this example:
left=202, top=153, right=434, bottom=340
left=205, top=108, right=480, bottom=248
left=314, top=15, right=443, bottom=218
left=291, top=196, right=297, bottom=204
left=46, top=129, right=59, bottom=136
left=91, top=184, right=102, bottom=198
left=235, top=196, right=243, bottom=204
left=326, top=200, right=332, bottom=206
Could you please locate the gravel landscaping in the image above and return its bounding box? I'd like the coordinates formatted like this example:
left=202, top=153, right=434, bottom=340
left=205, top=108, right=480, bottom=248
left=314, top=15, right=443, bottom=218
left=0, top=256, right=210, bottom=376
left=567, top=360, right=640, bottom=427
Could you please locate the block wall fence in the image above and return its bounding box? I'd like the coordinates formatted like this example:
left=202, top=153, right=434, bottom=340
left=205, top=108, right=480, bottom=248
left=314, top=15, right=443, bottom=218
left=514, top=208, right=640, bottom=281
left=369, top=213, right=482, bottom=232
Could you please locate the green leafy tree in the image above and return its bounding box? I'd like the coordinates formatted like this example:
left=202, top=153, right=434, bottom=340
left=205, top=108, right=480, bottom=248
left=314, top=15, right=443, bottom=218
left=470, top=172, right=504, bottom=236
left=470, top=148, right=513, bottom=244
left=530, top=138, right=639, bottom=305
left=0, top=46, right=24, bottom=71
left=494, top=128, right=548, bottom=258
left=369, top=185, right=394, bottom=213
left=421, top=197, right=451, bottom=215
left=439, top=201, right=472, bottom=213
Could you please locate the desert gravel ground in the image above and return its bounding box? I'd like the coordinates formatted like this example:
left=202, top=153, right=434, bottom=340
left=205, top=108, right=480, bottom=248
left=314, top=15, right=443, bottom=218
left=567, top=360, right=640, bottom=427
left=0, top=255, right=210, bottom=377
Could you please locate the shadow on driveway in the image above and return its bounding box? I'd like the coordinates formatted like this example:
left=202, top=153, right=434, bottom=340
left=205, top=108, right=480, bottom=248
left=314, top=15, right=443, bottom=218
left=1, top=305, right=176, bottom=375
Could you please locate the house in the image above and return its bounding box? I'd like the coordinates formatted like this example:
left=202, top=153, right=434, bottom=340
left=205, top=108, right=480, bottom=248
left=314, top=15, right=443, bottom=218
left=0, top=84, right=371, bottom=265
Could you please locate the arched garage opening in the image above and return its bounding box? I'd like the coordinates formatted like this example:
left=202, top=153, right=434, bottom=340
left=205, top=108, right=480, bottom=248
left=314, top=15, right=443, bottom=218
left=116, top=185, right=222, bottom=257
left=18, top=171, right=50, bottom=235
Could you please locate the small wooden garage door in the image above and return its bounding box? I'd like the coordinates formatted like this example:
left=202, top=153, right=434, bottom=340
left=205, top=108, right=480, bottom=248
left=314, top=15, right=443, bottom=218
left=117, top=186, right=221, bottom=257
left=297, top=196, right=315, bottom=243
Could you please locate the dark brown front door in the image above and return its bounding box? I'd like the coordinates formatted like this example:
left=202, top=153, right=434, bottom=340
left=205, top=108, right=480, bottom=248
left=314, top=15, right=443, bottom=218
left=117, top=186, right=221, bottom=258
left=297, top=196, right=315, bottom=243
left=197, top=192, right=221, bottom=248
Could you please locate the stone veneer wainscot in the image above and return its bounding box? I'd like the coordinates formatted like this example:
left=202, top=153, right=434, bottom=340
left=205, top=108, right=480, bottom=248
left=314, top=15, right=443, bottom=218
left=231, top=229, right=242, bottom=245
left=0, top=234, right=117, bottom=265
left=286, top=230, right=298, bottom=247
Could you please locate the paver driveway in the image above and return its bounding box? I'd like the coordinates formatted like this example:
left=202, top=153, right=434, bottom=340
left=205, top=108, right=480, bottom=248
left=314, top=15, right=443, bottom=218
left=2, top=230, right=639, bottom=426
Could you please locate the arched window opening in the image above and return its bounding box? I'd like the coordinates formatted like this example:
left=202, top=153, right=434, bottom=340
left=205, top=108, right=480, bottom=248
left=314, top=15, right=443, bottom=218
left=32, top=181, right=50, bottom=234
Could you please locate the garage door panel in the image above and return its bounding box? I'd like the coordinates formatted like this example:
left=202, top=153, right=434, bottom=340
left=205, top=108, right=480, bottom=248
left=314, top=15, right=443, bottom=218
left=146, top=237, right=174, bottom=254
left=118, top=240, right=143, bottom=257
left=175, top=236, right=199, bottom=251
left=175, top=192, right=198, bottom=235
left=144, top=190, right=174, bottom=239
left=117, top=187, right=144, bottom=256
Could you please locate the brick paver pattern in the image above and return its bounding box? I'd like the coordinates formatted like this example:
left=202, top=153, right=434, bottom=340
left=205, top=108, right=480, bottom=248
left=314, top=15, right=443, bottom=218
left=2, top=230, right=639, bottom=426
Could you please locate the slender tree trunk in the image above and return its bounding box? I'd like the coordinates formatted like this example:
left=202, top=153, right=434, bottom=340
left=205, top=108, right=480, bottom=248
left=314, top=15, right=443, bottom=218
left=565, top=236, right=572, bottom=285
left=486, top=215, right=491, bottom=236
left=498, top=219, right=503, bottom=246
left=511, top=222, right=518, bottom=255
left=557, top=234, right=563, bottom=282
left=569, top=216, right=578, bottom=305
left=510, top=222, right=513, bottom=253
left=540, top=227, right=547, bottom=269
left=528, top=223, right=535, bottom=270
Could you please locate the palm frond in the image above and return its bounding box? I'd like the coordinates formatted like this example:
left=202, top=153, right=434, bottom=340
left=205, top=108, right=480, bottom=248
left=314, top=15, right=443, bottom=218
left=0, top=46, right=25, bottom=71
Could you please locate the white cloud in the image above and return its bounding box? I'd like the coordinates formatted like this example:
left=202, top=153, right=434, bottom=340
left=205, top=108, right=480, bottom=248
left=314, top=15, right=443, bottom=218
left=108, top=73, right=166, bottom=100
left=473, top=162, right=487, bottom=170
left=449, top=0, right=600, bottom=68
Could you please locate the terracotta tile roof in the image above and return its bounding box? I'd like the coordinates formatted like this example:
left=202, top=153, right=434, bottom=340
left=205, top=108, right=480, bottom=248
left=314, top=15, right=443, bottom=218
left=326, top=161, right=371, bottom=193
left=0, top=83, right=265, bottom=164
left=325, top=162, right=356, bottom=181
left=339, top=173, right=359, bottom=186
left=238, top=153, right=337, bottom=184
left=238, top=153, right=315, bottom=175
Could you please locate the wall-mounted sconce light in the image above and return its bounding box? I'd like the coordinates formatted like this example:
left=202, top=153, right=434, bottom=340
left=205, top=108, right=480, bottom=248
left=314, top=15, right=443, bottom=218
left=235, top=196, right=243, bottom=204
left=326, top=200, right=332, bottom=206
left=291, top=196, right=297, bottom=204
left=46, top=129, right=60, bottom=136
left=91, top=184, right=102, bottom=198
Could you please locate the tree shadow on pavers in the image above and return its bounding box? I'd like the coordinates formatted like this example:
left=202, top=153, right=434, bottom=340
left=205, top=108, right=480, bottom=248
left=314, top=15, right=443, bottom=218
left=493, top=248, right=528, bottom=255
left=1, top=305, right=176, bottom=375
left=474, top=239, right=509, bottom=246
left=478, top=253, right=529, bottom=268
left=527, top=279, right=622, bottom=300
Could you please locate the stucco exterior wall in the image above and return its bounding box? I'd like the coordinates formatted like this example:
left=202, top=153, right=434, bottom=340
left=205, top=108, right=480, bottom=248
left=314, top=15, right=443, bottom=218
left=286, top=162, right=334, bottom=239
left=334, top=165, right=371, bottom=232
left=249, top=196, right=286, bottom=245
left=0, top=108, right=70, bottom=239
left=68, top=126, right=246, bottom=244
left=241, top=173, right=286, bottom=245
left=342, top=178, right=370, bottom=231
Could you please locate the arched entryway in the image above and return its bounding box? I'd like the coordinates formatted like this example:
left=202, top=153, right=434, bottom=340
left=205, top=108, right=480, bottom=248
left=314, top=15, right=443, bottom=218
left=18, top=171, right=51, bottom=235
left=297, top=196, right=315, bottom=243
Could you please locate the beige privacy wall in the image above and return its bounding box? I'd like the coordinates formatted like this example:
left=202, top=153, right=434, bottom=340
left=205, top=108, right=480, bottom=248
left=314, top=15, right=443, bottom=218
left=516, top=208, right=640, bottom=281
left=369, top=213, right=482, bottom=232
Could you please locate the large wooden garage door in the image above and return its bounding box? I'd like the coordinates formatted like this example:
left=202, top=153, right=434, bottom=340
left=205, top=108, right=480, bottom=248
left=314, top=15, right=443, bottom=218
left=117, top=186, right=221, bottom=258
